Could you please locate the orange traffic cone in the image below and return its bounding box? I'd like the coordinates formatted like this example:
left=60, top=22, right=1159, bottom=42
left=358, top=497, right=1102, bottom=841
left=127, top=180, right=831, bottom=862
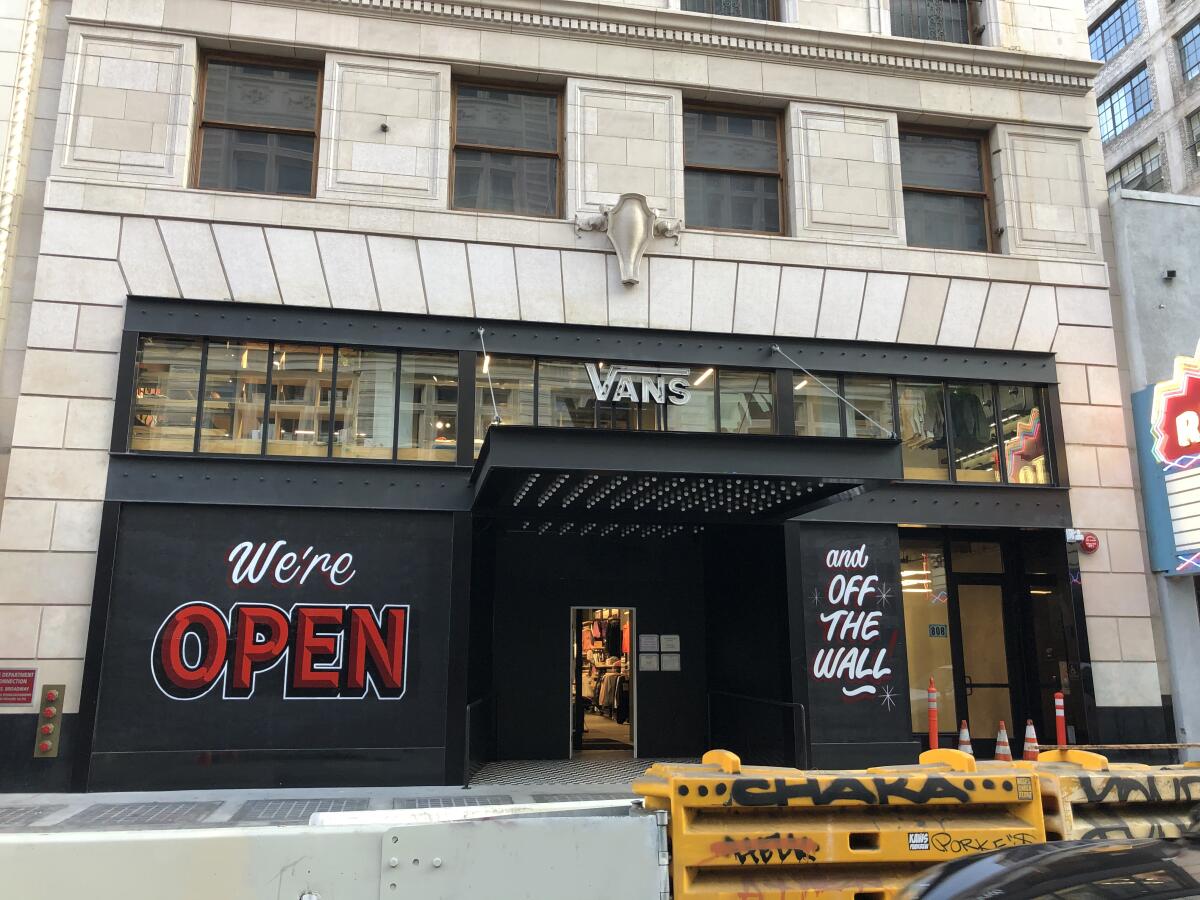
left=994, top=720, right=1012, bottom=762
left=957, top=719, right=973, bottom=756
left=1022, top=719, right=1040, bottom=761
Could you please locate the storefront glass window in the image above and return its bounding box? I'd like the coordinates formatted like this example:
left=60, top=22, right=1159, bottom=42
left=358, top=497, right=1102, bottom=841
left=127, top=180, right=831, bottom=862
left=793, top=374, right=840, bottom=437
left=398, top=351, right=458, bottom=461
left=198, top=339, right=270, bottom=454
left=900, top=538, right=956, bottom=734
left=334, top=348, right=397, bottom=460
left=265, top=344, right=334, bottom=457
left=538, top=359, right=598, bottom=428
left=951, top=540, right=1004, bottom=573
left=475, top=354, right=535, bottom=455
left=843, top=377, right=894, bottom=438
left=132, top=336, right=202, bottom=452
left=948, top=383, right=999, bottom=482
left=1000, top=385, right=1050, bottom=485
left=719, top=370, right=774, bottom=434
left=666, top=366, right=717, bottom=433
left=898, top=382, right=949, bottom=479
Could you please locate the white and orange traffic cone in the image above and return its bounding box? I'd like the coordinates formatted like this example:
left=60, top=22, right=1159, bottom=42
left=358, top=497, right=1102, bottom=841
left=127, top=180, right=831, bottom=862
left=957, top=719, right=973, bottom=756
left=1022, top=719, right=1040, bottom=761
left=994, top=720, right=1013, bottom=762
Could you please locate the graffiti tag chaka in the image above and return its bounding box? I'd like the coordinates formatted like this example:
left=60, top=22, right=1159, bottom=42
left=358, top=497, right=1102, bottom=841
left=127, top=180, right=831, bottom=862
left=728, top=775, right=976, bottom=807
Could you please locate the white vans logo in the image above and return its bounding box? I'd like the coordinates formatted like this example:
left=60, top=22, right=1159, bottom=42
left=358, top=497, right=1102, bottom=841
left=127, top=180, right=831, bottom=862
left=584, top=364, right=692, bottom=405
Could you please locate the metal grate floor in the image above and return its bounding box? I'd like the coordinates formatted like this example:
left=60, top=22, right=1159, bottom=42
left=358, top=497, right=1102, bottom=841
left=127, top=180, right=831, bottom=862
left=530, top=792, right=635, bottom=802
left=233, top=798, right=370, bottom=824
left=394, top=794, right=514, bottom=809
left=0, top=806, right=64, bottom=828
left=60, top=801, right=222, bottom=829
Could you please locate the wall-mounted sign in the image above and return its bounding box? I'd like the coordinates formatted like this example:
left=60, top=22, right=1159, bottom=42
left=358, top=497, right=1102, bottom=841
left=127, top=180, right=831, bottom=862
left=638, top=653, right=660, bottom=672
left=1080, top=533, right=1100, bottom=555
left=928, top=624, right=948, bottom=638
left=661, top=653, right=681, bottom=672
left=0, top=668, right=35, bottom=705
left=660, top=634, right=681, bottom=653
left=94, top=505, right=452, bottom=759
left=1136, top=341, right=1200, bottom=575
left=585, top=363, right=691, bottom=405
left=638, top=634, right=660, bottom=652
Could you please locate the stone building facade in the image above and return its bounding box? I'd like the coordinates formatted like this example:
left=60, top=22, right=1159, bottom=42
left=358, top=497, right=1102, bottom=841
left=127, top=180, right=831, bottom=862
left=0, top=0, right=1176, bottom=789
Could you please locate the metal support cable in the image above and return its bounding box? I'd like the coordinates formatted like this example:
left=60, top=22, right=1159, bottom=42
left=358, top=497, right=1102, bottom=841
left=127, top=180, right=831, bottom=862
left=477, top=327, right=501, bottom=425
left=769, top=343, right=896, bottom=438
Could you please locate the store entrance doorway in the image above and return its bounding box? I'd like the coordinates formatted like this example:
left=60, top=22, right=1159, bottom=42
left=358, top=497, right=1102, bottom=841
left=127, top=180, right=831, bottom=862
left=572, top=608, right=634, bottom=758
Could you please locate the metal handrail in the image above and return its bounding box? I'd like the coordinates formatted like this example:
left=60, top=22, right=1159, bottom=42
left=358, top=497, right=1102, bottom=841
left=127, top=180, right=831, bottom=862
left=707, top=691, right=808, bottom=768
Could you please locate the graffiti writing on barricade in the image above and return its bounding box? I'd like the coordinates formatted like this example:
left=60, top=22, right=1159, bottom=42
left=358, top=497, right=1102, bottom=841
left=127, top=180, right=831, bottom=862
left=1072, top=774, right=1200, bottom=805
left=728, top=774, right=980, bottom=807
left=928, top=831, right=1036, bottom=853
left=707, top=833, right=820, bottom=865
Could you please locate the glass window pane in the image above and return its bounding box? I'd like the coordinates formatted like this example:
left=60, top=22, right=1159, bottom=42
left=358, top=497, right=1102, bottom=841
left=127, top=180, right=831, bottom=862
left=948, top=383, right=1000, bottom=482
left=898, top=382, right=949, bottom=479
left=681, top=0, right=775, bottom=18
left=197, top=127, right=314, bottom=196
left=1000, top=384, right=1051, bottom=484
left=132, top=335, right=202, bottom=452
left=476, top=354, right=535, bottom=456
left=902, top=190, right=988, bottom=252
left=667, top=366, right=717, bottom=433
left=455, top=86, right=558, bottom=152
left=684, top=169, right=780, bottom=232
left=900, top=133, right=983, bottom=192
left=684, top=110, right=779, bottom=170
left=398, top=351, right=458, bottom=461
left=951, top=540, right=1004, bottom=573
left=265, top=344, right=334, bottom=457
left=843, top=377, right=894, bottom=439
left=199, top=339, right=269, bottom=454
left=452, top=150, right=557, bottom=216
left=334, top=348, right=397, bottom=460
left=1089, top=0, right=1140, bottom=61
left=720, top=369, right=774, bottom=435
left=202, top=61, right=318, bottom=130
left=538, top=359, right=598, bottom=428
left=792, top=374, right=841, bottom=437
left=1183, top=18, right=1200, bottom=80
left=1098, top=68, right=1153, bottom=141
left=891, top=0, right=970, bottom=43
left=900, top=538, right=955, bottom=733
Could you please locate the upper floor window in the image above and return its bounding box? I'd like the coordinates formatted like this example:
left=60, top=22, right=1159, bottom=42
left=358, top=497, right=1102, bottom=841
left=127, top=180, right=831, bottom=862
left=891, top=0, right=973, bottom=44
left=899, top=130, right=991, bottom=253
left=452, top=83, right=561, bottom=218
left=681, top=0, right=779, bottom=20
left=194, top=56, right=320, bottom=197
left=1187, top=110, right=1200, bottom=165
left=1097, top=67, right=1152, bottom=141
left=683, top=108, right=783, bottom=234
left=1106, top=143, right=1163, bottom=191
left=1180, top=17, right=1200, bottom=81
left=1089, top=0, right=1140, bottom=62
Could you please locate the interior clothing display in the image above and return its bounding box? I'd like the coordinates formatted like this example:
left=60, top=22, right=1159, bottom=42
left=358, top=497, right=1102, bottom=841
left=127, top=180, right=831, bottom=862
left=948, top=387, right=990, bottom=451
left=604, top=617, right=622, bottom=657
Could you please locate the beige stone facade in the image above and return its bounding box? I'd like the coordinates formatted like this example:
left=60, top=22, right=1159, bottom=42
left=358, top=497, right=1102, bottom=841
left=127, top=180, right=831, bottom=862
left=0, top=0, right=1169, bottom=736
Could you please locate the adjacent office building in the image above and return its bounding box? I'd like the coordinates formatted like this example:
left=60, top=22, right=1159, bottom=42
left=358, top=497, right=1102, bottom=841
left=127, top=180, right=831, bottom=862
left=0, top=0, right=1175, bottom=790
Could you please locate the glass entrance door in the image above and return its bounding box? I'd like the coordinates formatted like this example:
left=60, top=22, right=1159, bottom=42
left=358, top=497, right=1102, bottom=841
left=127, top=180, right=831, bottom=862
left=956, top=583, right=1014, bottom=744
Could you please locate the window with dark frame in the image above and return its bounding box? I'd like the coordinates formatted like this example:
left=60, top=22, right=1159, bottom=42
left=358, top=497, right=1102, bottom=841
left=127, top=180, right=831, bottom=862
left=683, top=107, right=783, bottom=234
left=1181, top=17, right=1200, bottom=81
left=899, top=130, right=991, bottom=253
left=1097, top=67, right=1153, bottom=141
left=128, top=334, right=1058, bottom=487
left=1106, top=143, right=1164, bottom=192
left=890, top=0, right=973, bottom=44
left=680, top=0, right=779, bottom=21
left=194, top=56, right=320, bottom=197
left=451, top=83, right=561, bottom=218
left=1088, top=0, right=1141, bottom=62
left=1187, top=110, right=1200, bottom=163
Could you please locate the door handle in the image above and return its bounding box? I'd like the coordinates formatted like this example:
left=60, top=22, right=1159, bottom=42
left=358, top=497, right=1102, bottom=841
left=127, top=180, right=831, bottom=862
left=964, top=674, right=974, bottom=696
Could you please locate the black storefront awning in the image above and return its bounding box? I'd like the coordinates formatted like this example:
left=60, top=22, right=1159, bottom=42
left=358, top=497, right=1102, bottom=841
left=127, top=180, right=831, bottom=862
left=470, top=426, right=902, bottom=526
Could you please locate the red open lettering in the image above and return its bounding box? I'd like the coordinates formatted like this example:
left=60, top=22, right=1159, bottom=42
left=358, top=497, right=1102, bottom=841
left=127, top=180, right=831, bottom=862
left=229, top=605, right=289, bottom=696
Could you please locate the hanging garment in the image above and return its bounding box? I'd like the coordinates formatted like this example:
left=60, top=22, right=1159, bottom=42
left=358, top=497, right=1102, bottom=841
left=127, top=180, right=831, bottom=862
left=622, top=620, right=630, bottom=655
left=615, top=677, right=630, bottom=725
left=605, top=617, right=622, bottom=657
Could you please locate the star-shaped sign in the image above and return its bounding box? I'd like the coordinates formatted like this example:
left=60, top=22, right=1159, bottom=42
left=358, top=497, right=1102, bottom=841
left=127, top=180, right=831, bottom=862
left=1151, top=340, right=1200, bottom=468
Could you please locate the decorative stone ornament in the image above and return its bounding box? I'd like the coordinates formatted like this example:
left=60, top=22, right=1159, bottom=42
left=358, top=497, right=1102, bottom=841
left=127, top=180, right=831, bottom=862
left=575, top=192, right=682, bottom=285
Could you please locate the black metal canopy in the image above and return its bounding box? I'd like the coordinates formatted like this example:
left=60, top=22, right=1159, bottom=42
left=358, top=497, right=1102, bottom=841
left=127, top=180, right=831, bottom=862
left=470, top=426, right=902, bottom=526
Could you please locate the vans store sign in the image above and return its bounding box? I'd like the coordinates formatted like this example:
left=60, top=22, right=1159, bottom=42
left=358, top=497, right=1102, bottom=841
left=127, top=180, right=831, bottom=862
left=586, top=363, right=692, bottom=405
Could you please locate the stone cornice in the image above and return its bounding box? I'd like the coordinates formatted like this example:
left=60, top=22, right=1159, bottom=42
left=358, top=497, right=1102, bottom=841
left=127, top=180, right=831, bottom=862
left=310, top=0, right=1101, bottom=92
left=76, top=0, right=1101, bottom=94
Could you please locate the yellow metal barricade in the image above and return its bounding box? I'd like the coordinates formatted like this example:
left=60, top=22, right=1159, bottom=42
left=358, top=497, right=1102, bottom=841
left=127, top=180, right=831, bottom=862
left=1030, top=749, right=1200, bottom=841
left=633, top=749, right=1045, bottom=900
